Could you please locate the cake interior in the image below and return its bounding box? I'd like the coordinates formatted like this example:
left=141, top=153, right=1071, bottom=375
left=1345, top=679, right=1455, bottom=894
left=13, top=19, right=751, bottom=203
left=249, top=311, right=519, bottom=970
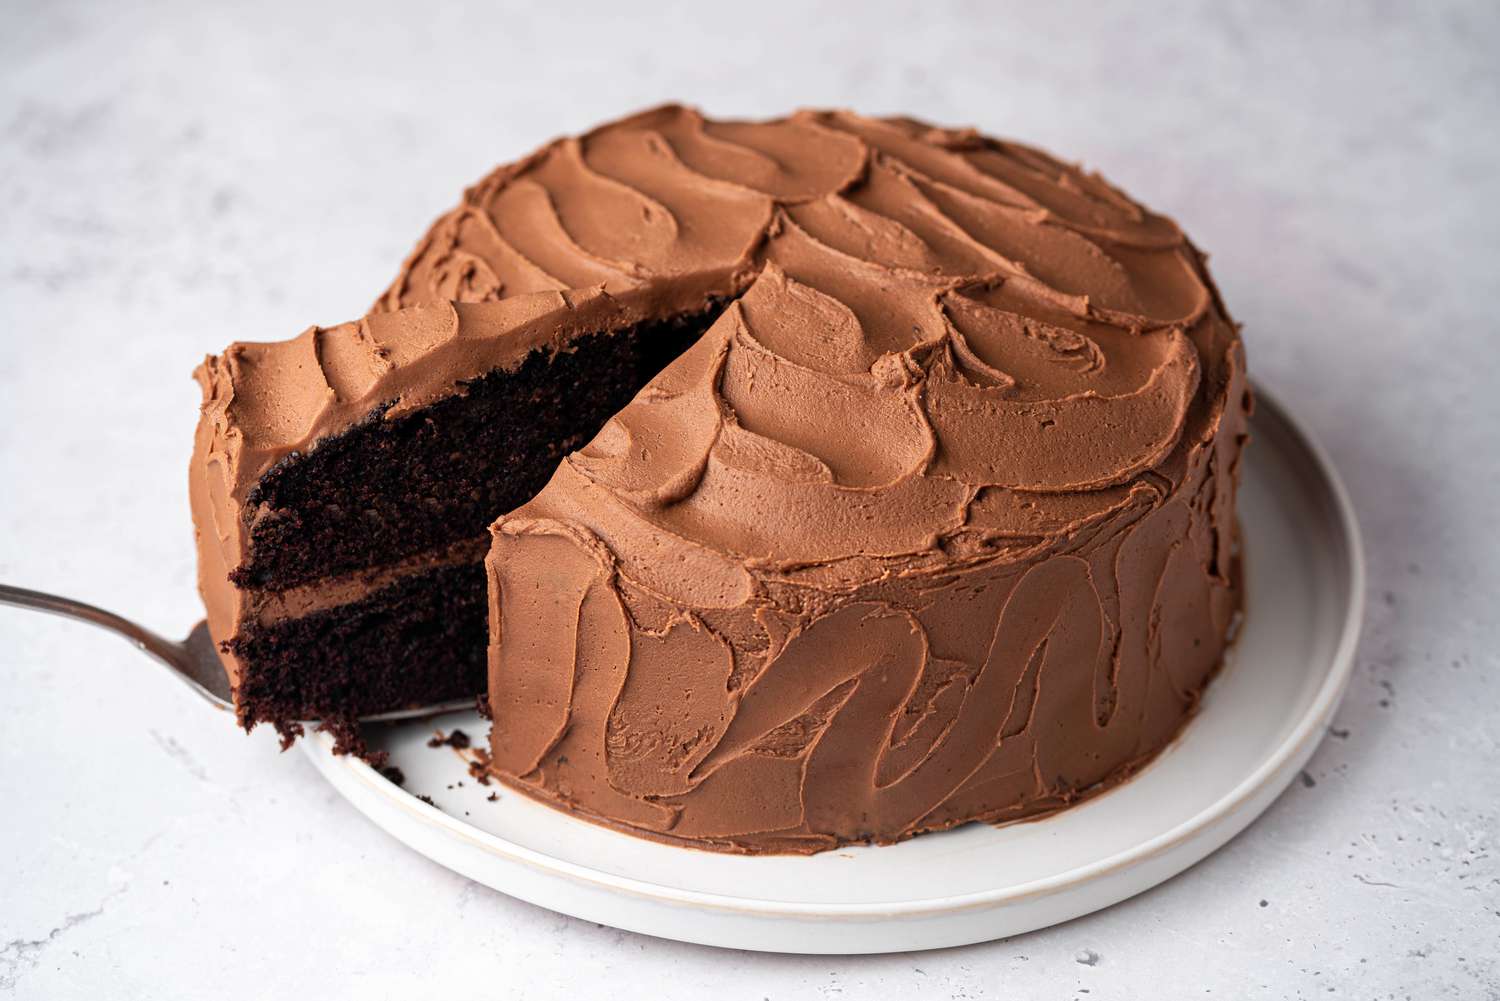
left=226, top=305, right=721, bottom=734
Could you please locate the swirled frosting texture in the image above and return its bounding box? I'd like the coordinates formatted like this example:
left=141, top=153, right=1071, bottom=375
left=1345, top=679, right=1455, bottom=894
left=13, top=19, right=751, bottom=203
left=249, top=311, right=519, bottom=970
left=410, top=107, right=1255, bottom=852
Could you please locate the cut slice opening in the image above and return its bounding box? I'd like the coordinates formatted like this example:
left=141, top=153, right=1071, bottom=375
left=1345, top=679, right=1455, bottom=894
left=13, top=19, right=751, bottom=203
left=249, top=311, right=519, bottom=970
left=225, top=301, right=726, bottom=730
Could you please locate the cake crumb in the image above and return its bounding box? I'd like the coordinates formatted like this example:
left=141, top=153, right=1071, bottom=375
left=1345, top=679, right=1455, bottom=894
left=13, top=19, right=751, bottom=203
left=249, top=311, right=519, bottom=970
left=427, top=728, right=472, bottom=749
left=467, top=747, right=494, bottom=785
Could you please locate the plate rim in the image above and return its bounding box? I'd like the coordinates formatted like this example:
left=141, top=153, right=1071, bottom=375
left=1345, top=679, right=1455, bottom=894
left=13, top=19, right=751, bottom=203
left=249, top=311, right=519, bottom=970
left=306, top=383, right=1365, bottom=920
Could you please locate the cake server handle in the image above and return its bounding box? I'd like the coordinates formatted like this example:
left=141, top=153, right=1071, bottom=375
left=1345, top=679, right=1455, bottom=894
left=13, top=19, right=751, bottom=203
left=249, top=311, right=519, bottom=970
left=0, top=583, right=235, bottom=712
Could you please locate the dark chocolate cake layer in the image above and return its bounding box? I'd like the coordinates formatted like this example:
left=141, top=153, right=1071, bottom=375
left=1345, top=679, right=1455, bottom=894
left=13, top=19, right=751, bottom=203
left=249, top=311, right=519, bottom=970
left=228, top=561, right=488, bottom=735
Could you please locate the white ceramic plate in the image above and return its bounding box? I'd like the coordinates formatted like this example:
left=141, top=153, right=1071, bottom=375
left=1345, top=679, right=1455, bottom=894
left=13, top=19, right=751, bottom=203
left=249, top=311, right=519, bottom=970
left=303, top=388, right=1364, bottom=954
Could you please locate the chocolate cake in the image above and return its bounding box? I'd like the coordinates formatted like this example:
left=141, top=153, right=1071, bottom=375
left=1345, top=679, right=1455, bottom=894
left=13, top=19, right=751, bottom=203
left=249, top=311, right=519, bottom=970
left=190, top=106, right=1249, bottom=851
left=190, top=293, right=719, bottom=740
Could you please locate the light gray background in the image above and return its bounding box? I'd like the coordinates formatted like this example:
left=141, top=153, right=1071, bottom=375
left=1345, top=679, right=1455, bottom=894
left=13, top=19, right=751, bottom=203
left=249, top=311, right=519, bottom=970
left=2, top=1, right=1496, bottom=997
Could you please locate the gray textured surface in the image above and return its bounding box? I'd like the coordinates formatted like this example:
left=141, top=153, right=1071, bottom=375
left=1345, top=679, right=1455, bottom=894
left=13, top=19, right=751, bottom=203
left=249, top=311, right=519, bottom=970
left=1, top=1, right=1496, bottom=997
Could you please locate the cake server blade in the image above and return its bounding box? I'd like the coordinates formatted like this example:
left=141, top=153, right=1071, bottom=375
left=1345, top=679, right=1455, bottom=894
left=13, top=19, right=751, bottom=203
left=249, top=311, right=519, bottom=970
left=0, top=583, right=473, bottom=724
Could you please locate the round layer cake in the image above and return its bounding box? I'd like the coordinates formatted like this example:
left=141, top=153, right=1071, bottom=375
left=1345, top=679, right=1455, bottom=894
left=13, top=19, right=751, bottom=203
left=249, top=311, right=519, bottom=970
left=385, top=107, right=1250, bottom=853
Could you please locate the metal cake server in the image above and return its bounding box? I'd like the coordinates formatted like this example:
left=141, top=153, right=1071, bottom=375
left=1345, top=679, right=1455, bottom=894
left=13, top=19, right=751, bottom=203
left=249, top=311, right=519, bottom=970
left=0, top=583, right=470, bottom=722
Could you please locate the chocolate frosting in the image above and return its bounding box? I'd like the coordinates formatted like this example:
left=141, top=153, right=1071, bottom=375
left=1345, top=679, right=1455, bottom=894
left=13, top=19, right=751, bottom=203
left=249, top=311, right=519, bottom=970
left=191, top=106, right=1248, bottom=851
left=393, top=106, right=1249, bottom=852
